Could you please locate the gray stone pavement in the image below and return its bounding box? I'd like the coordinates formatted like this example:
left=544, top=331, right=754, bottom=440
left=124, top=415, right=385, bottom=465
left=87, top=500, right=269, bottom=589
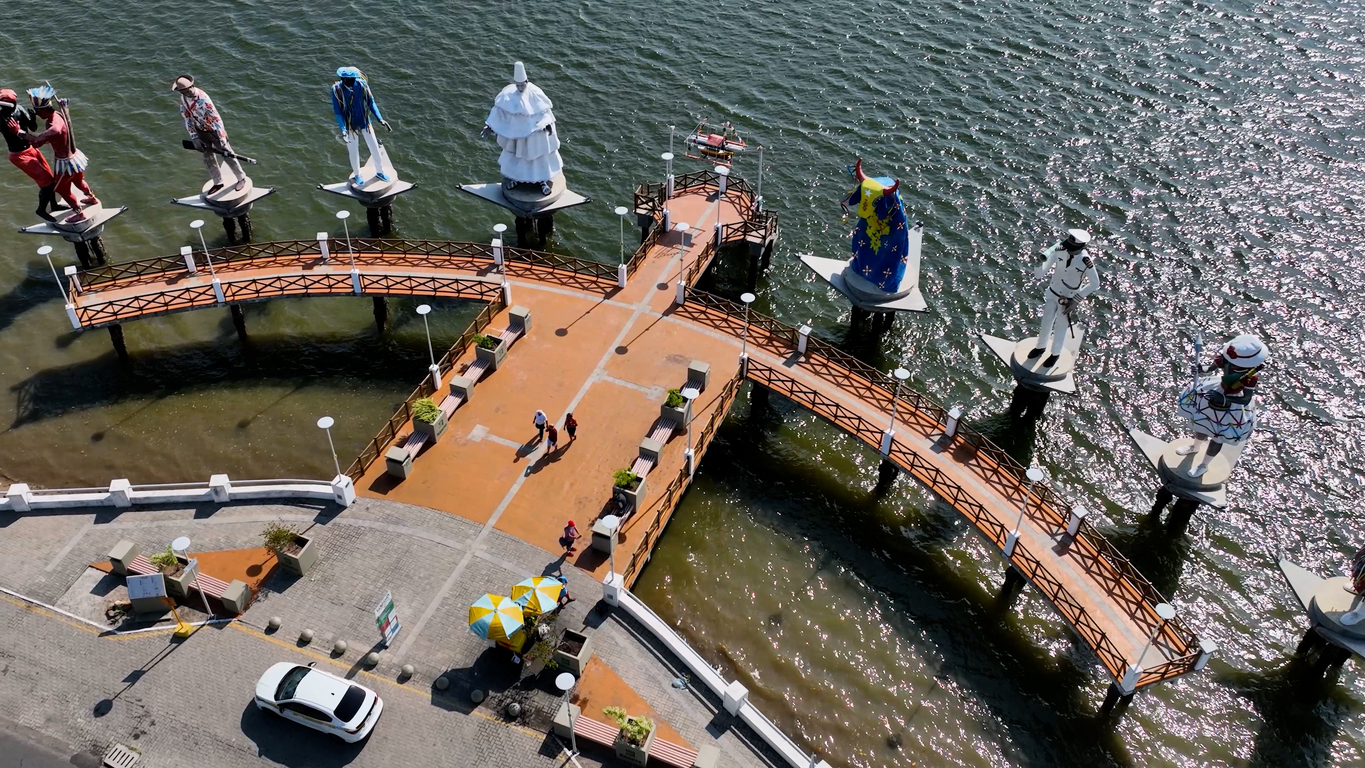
left=0, top=498, right=779, bottom=768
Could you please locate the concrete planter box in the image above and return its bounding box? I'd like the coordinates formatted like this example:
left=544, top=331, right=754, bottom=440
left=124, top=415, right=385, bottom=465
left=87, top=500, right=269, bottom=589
left=220, top=580, right=252, bottom=614
left=661, top=399, right=691, bottom=428
left=277, top=535, right=318, bottom=576
left=163, top=557, right=197, bottom=599
left=613, top=475, right=647, bottom=515
left=413, top=411, right=449, bottom=443
left=385, top=446, right=413, bottom=478
left=108, top=539, right=140, bottom=576
left=553, top=628, right=594, bottom=676
left=475, top=338, right=508, bottom=371
left=613, top=719, right=656, bottom=767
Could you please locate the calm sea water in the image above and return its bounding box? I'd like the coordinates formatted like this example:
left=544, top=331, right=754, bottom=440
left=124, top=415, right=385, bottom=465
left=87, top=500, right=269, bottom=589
left=1, top=0, right=1362, bottom=765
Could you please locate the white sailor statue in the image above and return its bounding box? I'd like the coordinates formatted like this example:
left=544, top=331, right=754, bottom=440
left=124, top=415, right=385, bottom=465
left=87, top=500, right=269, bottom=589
left=482, top=61, right=563, bottom=197
left=331, top=67, right=392, bottom=187
left=1175, top=333, right=1268, bottom=477
left=1028, top=229, right=1099, bottom=368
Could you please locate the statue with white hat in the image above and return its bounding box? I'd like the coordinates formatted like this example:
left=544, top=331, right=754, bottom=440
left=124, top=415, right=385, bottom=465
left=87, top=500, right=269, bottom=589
left=1174, top=332, right=1269, bottom=477
left=482, top=61, right=563, bottom=198
left=1029, top=229, right=1100, bottom=369
left=331, top=66, right=392, bottom=187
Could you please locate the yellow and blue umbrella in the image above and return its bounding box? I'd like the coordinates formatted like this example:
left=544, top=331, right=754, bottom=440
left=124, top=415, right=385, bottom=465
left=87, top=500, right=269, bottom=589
left=468, top=594, right=524, bottom=641
left=511, top=576, right=563, bottom=616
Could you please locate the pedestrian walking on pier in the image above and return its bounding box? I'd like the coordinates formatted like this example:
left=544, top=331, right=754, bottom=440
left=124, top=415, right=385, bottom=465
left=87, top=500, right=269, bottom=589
left=565, top=412, right=578, bottom=442
left=545, top=424, right=559, bottom=454
left=533, top=409, right=547, bottom=442
left=561, top=519, right=581, bottom=555
left=557, top=574, right=575, bottom=606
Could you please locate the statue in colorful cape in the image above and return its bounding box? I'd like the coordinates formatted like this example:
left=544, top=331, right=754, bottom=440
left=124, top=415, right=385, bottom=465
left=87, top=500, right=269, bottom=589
left=1175, top=333, right=1269, bottom=478
left=841, top=159, right=910, bottom=294
left=25, top=84, right=98, bottom=223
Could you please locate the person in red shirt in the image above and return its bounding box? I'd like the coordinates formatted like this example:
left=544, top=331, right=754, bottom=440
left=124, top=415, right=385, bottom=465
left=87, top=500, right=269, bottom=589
left=25, top=85, right=97, bottom=223
left=0, top=89, right=60, bottom=221
left=564, top=412, right=578, bottom=442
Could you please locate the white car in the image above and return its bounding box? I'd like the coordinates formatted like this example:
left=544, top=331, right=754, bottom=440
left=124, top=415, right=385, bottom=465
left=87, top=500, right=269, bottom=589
left=254, top=661, right=383, bottom=742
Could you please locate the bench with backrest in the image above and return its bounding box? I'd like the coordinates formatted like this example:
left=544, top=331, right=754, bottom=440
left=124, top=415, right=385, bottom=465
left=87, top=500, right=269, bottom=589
left=388, top=309, right=530, bottom=475
left=627, top=360, right=711, bottom=479
left=565, top=712, right=716, bottom=768
left=109, top=544, right=252, bottom=615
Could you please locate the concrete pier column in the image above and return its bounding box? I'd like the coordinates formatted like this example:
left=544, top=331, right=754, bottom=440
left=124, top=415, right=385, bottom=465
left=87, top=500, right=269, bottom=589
left=73, top=240, right=92, bottom=269
left=515, top=217, right=534, bottom=248
left=1167, top=497, right=1200, bottom=531
left=1150, top=487, right=1174, bottom=517
left=536, top=215, right=554, bottom=247
left=90, top=237, right=108, bottom=265
left=372, top=296, right=388, bottom=332
left=1098, top=683, right=1135, bottom=719
left=998, top=565, right=1027, bottom=604
left=108, top=324, right=128, bottom=360
left=223, top=216, right=239, bottom=245
left=379, top=205, right=395, bottom=236
left=230, top=304, right=247, bottom=340
left=366, top=207, right=383, bottom=237
left=1007, top=386, right=1050, bottom=421
left=874, top=458, right=898, bottom=496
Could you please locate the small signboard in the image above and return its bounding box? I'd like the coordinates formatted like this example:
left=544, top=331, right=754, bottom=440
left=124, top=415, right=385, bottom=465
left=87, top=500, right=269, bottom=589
left=127, top=573, right=167, bottom=601
left=373, top=591, right=401, bottom=647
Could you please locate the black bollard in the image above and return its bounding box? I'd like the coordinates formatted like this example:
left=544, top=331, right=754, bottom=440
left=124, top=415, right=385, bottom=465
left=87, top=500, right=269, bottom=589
left=230, top=304, right=247, bottom=340
left=108, top=324, right=128, bottom=360
left=874, top=457, right=899, bottom=496
left=372, top=296, right=388, bottom=332
left=73, top=241, right=92, bottom=269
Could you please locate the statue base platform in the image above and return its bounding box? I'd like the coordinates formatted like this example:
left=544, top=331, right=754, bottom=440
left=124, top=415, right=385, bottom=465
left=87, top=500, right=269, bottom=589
left=457, top=172, right=590, bottom=217
left=1278, top=561, right=1365, bottom=658
left=979, top=333, right=1084, bottom=394
left=171, top=162, right=275, bottom=217
left=799, top=223, right=926, bottom=313
left=19, top=202, right=128, bottom=243
left=318, top=147, right=415, bottom=208
left=1127, top=428, right=1245, bottom=508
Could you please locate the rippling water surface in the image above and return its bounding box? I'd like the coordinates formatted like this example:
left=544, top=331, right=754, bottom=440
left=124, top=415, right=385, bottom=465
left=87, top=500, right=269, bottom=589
left=1, top=0, right=1363, bottom=765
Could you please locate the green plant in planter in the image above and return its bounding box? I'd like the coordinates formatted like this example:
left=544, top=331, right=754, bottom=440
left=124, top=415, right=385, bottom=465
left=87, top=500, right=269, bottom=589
left=412, top=397, right=441, bottom=424
left=472, top=333, right=499, bottom=350
left=613, top=469, right=640, bottom=489
left=664, top=388, right=685, bottom=408
left=602, top=706, right=654, bottom=746
left=148, top=546, right=179, bottom=572
left=261, top=522, right=299, bottom=554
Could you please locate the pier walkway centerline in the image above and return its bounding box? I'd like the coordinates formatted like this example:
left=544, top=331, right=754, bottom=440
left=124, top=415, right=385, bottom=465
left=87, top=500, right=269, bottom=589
left=55, top=172, right=1206, bottom=696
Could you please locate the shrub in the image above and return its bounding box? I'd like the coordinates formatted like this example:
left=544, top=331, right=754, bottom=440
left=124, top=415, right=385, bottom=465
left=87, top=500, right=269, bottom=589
left=472, top=333, right=499, bottom=350
left=261, top=522, right=299, bottom=553
left=602, top=706, right=654, bottom=746
left=412, top=397, right=441, bottom=424
left=664, top=388, right=685, bottom=408
left=148, top=546, right=179, bottom=572
left=613, top=469, right=639, bottom=489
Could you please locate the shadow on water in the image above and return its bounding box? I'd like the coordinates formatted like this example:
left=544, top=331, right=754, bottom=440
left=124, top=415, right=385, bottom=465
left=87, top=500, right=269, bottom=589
left=967, top=405, right=1040, bottom=468
left=9, top=333, right=436, bottom=428
left=1218, top=657, right=1357, bottom=768
left=0, top=261, right=61, bottom=335
left=1105, top=507, right=1192, bottom=599
left=699, top=385, right=1134, bottom=767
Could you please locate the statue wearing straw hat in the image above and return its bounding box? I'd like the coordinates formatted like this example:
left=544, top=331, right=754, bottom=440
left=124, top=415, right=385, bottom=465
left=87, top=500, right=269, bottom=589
left=171, top=75, right=248, bottom=195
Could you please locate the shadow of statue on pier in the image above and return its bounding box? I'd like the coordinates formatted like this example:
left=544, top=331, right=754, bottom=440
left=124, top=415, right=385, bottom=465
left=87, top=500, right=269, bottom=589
left=9, top=332, right=437, bottom=429
left=689, top=408, right=1135, bottom=767
left=1217, top=656, right=1356, bottom=768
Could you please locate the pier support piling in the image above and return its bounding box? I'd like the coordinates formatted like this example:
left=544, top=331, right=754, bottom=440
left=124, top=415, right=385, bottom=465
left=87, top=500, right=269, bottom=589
left=1166, top=497, right=1200, bottom=531
left=1149, top=487, right=1174, bottom=517
left=372, top=296, right=388, bottom=332
left=874, top=458, right=899, bottom=496
left=749, top=383, right=770, bottom=414
left=850, top=306, right=869, bottom=328
left=230, top=304, right=247, bottom=340
left=998, top=565, right=1027, bottom=604
left=380, top=205, right=394, bottom=235
left=1007, top=386, right=1051, bottom=421
left=73, top=240, right=92, bottom=269
left=223, top=216, right=238, bottom=244
left=108, top=324, right=128, bottom=360
left=367, top=207, right=382, bottom=237
left=1098, top=683, right=1134, bottom=719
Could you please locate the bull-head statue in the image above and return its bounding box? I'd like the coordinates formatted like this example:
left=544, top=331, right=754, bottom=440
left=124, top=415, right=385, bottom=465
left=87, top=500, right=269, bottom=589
left=842, top=159, right=909, bottom=293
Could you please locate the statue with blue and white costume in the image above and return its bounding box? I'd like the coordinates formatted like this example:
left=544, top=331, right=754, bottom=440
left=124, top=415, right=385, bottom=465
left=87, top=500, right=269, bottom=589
left=330, top=67, right=391, bottom=187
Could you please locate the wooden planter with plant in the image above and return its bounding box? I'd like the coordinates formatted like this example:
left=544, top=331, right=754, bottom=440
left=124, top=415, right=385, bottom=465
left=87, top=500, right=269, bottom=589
left=661, top=387, right=692, bottom=427
left=603, top=706, right=656, bottom=766
left=262, top=522, right=316, bottom=576
left=472, top=332, right=508, bottom=371
left=411, top=397, right=448, bottom=443
left=150, top=546, right=196, bottom=599
left=612, top=469, right=646, bottom=515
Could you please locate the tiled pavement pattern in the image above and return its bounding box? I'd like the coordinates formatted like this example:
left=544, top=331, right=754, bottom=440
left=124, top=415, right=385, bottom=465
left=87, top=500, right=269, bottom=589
left=0, top=498, right=778, bottom=767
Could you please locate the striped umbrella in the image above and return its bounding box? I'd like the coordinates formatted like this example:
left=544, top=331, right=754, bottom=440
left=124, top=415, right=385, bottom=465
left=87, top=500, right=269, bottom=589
left=468, top=594, right=524, bottom=641
left=511, top=576, right=564, bottom=616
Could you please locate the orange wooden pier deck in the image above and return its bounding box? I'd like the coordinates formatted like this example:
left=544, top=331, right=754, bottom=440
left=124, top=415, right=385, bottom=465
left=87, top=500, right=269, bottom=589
left=60, top=170, right=1208, bottom=697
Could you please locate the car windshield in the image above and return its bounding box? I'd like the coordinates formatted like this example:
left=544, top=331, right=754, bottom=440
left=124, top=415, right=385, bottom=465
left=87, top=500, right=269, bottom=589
left=333, top=685, right=367, bottom=722
left=275, top=666, right=311, bottom=701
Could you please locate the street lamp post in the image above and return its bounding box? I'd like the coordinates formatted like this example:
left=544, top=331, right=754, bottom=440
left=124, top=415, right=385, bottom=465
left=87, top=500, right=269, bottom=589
left=681, top=387, right=700, bottom=475
left=615, top=206, right=629, bottom=264
left=493, top=223, right=507, bottom=271
left=335, top=210, right=356, bottom=270
left=39, top=246, right=69, bottom=303
left=189, top=219, right=216, bottom=278
left=1004, top=466, right=1046, bottom=558
left=554, top=672, right=579, bottom=757
left=880, top=367, right=909, bottom=455
left=317, top=416, right=341, bottom=477
left=1123, top=602, right=1177, bottom=693
left=416, top=304, right=440, bottom=389
left=740, top=292, right=756, bottom=363
left=673, top=222, right=690, bottom=305
left=171, top=536, right=214, bottom=619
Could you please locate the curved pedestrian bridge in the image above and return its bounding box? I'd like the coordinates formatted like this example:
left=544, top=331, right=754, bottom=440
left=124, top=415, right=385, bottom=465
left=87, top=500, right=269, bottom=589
left=57, top=174, right=1206, bottom=696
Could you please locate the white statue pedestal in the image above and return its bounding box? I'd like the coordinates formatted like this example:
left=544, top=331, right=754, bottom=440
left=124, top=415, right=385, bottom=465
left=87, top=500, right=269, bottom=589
left=457, top=171, right=590, bottom=249
left=1279, top=560, right=1365, bottom=660
left=19, top=201, right=129, bottom=267
left=502, top=173, right=566, bottom=209
left=317, top=146, right=416, bottom=208
left=798, top=222, right=928, bottom=314
left=979, top=333, right=1084, bottom=394
left=171, top=161, right=276, bottom=244
left=1128, top=428, right=1245, bottom=508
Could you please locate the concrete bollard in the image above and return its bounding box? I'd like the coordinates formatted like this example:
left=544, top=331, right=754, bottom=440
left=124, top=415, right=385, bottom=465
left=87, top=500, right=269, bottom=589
left=333, top=640, right=348, bottom=655
left=299, top=629, right=314, bottom=644
left=435, top=676, right=450, bottom=691
left=1065, top=505, right=1089, bottom=538
left=400, top=664, right=415, bottom=679
left=109, top=479, right=133, bottom=508
left=267, top=616, right=282, bottom=630
left=331, top=475, right=357, bottom=507
left=492, top=237, right=504, bottom=266
left=716, top=165, right=729, bottom=195
left=617, top=262, right=628, bottom=288
left=182, top=245, right=197, bottom=275
left=64, top=265, right=81, bottom=294
left=675, top=280, right=686, bottom=306
left=65, top=304, right=81, bottom=330
left=211, top=277, right=225, bottom=304
left=722, top=680, right=748, bottom=715
left=1194, top=638, right=1217, bottom=671
left=603, top=572, right=624, bottom=607
left=6, top=483, right=32, bottom=512
left=365, top=652, right=380, bottom=667
left=944, top=405, right=963, bottom=440
left=797, top=324, right=811, bottom=356
left=209, top=474, right=231, bottom=503
left=318, top=232, right=330, bottom=263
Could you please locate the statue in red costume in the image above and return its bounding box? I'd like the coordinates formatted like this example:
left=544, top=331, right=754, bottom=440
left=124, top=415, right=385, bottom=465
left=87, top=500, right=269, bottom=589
left=0, top=88, right=62, bottom=221
left=25, top=85, right=98, bottom=223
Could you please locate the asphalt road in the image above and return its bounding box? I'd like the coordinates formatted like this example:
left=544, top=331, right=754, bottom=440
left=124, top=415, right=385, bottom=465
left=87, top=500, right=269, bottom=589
left=0, top=720, right=97, bottom=768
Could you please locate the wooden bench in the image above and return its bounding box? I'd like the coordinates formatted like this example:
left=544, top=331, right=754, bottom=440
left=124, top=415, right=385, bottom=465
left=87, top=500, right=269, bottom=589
left=630, top=416, right=679, bottom=476
left=650, top=737, right=701, bottom=768
left=555, top=708, right=718, bottom=767
left=115, top=552, right=251, bottom=615
left=395, top=321, right=527, bottom=462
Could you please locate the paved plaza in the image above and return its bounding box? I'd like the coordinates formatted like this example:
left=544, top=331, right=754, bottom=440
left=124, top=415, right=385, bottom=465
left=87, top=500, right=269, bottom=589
left=0, top=497, right=779, bottom=768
